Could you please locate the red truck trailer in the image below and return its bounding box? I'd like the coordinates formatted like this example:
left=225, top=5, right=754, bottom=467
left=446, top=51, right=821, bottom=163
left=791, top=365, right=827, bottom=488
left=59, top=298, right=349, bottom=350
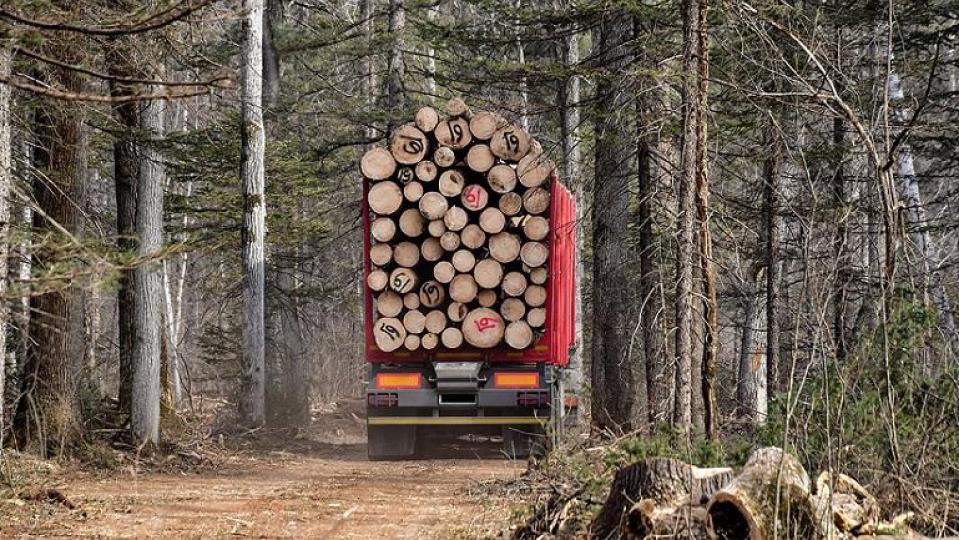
left=363, top=176, right=576, bottom=459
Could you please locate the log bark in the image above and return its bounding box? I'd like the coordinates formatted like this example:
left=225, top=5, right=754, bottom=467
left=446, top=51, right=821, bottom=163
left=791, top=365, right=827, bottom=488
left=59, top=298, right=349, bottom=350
left=361, top=147, right=397, bottom=180
left=479, top=207, right=506, bottom=234
left=474, top=258, right=504, bottom=289
left=418, top=280, right=445, bottom=308
left=368, top=181, right=403, bottom=215
left=706, top=447, right=815, bottom=540
left=462, top=308, right=505, bottom=348
left=449, top=274, right=478, bottom=303
left=373, top=317, right=406, bottom=352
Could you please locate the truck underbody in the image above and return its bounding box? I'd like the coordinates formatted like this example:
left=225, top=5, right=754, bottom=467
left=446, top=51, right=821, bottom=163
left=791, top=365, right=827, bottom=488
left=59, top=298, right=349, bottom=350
left=366, top=361, right=566, bottom=459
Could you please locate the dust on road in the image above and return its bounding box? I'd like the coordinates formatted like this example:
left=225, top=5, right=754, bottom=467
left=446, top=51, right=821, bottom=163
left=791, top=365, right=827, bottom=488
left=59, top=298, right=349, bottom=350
left=3, top=402, right=526, bottom=539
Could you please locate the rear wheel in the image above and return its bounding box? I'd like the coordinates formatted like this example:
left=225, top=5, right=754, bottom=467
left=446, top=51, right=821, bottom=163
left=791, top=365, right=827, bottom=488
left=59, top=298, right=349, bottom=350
left=367, top=423, right=417, bottom=460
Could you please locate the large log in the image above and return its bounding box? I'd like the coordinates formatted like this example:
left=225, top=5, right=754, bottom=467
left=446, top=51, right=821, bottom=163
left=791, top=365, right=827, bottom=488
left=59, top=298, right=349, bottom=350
left=517, top=152, right=554, bottom=188
left=522, top=215, right=549, bottom=241
left=415, top=160, right=438, bottom=182
left=373, top=317, right=406, bottom=352
left=500, top=297, right=526, bottom=322
left=441, top=327, right=464, bottom=348
left=460, top=224, right=486, bottom=249
left=376, top=291, right=403, bottom=317
left=425, top=310, right=447, bottom=334
left=466, top=144, right=495, bottom=173
left=520, top=241, right=549, bottom=268
left=421, top=237, right=443, bottom=261
left=390, top=124, right=429, bottom=164
left=479, top=207, right=506, bottom=234
left=490, top=124, right=531, bottom=161
left=502, top=271, right=527, bottom=297
left=370, top=243, right=392, bottom=266
left=462, top=307, right=505, bottom=348
left=498, top=192, right=523, bottom=216
left=443, top=205, right=468, bottom=231
left=389, top=267, right=418, bottom=293
left=435, top=117, right=472, bottom=149
left=812, top=471, right=880, bottom=535
left=398, top=208, right=425, bottom=237
left=449, top=274, right=478, bottom=303
left=433, top=261, right=455, bottom=284
left=414, top=106, right=439, bottom=132
left=393, top=241, right=420, bottom=268
left=361, top=147, right=397, bottom=180
left=522, top=186, right=550, bottom=215
left=452, top=249, right=476, bottom=273
left=402, top=309, right=426, bottom=334
left=368, top=181, right=403, bottom=215
left=487, top=164, right=517, bottom=193
left=439, top=169, right=466, bottom=197
left=418, top=280, right=445, bottom=308
left=524, top=285, right=546, bottom=307
left=439, top=231, right=461, bottom=251
left=706, top=447, right=816, bottom=540
left=590, top=458, right=735, bottom=540
left=474, top=258, right=503, bottom=289
left=489, top=232, right=521, bottom=263
left=403, top=181, right=423, bottom=202
left=434, top=146, right=456, bottom=168
left=504, top=320, right=533, bottom=349
left=367, top=269, right=388, bottom=292
left=469, top=111, right=505, bottom=140
left=461, top=184, right=489, bottom=211
left=370, top=217, right=397, bottom=242
left=419, top=192, right=449, bottom=220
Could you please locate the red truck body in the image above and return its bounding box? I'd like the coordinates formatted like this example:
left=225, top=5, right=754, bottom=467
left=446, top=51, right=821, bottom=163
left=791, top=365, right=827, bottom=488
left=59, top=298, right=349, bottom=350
left=362, top=175, right=576, bottom=367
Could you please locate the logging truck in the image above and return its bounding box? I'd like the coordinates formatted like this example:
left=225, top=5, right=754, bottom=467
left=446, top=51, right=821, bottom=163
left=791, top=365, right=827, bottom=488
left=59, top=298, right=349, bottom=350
left=361, top=99, right=577, bottom=459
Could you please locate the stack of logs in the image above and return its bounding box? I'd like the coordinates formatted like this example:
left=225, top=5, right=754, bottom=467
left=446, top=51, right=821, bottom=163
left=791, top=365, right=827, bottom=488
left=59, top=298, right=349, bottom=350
left=362, top=98, right=556, bottom=353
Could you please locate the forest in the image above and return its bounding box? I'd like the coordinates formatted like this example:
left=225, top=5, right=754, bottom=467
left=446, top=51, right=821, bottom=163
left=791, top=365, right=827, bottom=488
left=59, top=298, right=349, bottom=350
left=0, top=0, right=957, bottom=538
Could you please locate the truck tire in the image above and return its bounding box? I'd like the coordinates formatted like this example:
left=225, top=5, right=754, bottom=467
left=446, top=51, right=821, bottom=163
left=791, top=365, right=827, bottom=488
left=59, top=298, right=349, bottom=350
left=502, top=425, right=546, bottom=459
left=367, top=424, right=417, bottom=460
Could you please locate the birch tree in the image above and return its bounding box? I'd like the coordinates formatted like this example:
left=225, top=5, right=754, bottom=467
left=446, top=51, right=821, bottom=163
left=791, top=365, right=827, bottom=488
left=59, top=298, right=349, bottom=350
left=0, top=44, right=12, bottom=442
left=240, top=0, right=267, bottom=427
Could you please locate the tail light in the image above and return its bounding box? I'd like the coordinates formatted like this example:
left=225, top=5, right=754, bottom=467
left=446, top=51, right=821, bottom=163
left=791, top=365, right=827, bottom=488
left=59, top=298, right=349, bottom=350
left=493, top=372, right=540, bottom=389
left=375, top=373, right=422, bottom=389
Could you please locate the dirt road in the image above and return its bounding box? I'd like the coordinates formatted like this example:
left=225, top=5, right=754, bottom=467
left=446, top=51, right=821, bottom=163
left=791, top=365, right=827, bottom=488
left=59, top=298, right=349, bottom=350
left=3, top=403, right=525, bottom=539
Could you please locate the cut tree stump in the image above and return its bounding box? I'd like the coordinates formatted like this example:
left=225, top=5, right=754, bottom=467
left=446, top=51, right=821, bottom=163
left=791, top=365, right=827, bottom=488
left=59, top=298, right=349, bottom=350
left=462, top=307, right=505, bottom=348
left=706, top=447, right=816, bottom=540
left=361, top=147, right=397, bottom=180
left=373, top=317, right=406, bottom=352
left=390, top=124, right=429, bottom=164
left=368, top=181, right=403, bottom=215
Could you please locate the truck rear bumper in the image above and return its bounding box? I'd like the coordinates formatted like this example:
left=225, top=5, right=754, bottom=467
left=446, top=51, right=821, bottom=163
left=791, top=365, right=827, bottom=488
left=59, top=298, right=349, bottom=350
left=367, top=415, right=547, bottom=426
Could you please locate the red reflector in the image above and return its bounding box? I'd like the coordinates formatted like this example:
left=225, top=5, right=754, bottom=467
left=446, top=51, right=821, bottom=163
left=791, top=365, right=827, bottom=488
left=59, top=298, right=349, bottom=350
left=493, top=372, right=540, bottom=389
left=375, top=373, right=422, bottom=389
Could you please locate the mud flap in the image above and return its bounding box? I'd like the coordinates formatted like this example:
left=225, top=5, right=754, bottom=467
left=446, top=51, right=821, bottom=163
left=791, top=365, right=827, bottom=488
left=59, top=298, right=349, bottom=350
left=367, top=424, right=417, bottom=460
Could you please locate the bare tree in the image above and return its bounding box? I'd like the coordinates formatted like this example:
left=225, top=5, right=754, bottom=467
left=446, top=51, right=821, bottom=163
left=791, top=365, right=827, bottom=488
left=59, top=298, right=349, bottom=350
left=239, top=0, right=267, bottom=427
left=387, top=0, right=405, bottom=116
left=0, top=44, right=12, bottom=442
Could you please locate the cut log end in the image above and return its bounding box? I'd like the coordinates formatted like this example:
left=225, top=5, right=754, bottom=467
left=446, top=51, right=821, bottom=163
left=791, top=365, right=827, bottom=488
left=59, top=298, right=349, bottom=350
left=390, top=124, right=429, bottom=165
left=373, top=317, right=406, bottom=352
left=462, top=307, right=505, bottom=348
left=361, top=147, right=397, bottom=181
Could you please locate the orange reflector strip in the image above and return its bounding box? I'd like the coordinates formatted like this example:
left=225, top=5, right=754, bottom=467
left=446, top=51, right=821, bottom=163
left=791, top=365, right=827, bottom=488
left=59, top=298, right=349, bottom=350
left=375, top=373, right=422, bottom=389
left=493, top=372, right=540, bottom=389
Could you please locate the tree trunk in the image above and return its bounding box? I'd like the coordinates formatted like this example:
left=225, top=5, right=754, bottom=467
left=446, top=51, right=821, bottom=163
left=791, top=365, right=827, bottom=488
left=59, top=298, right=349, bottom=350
left=16, top=64, right=85, bottom=454
left=108, top=51, right=140, bottom=414
left=360, top=0, right=376, bottom=145
left=590, top=11, right=633, bottom=433
left=832, top=114, right=850, bottom=362
left=514, top=0, right=529, bottom=131
left=262, top=0, right=283, bottom=110
left=738, top=268, right=767, bottom=423
left=240, top=0, right=267, bottom=427
left=387, top=0, right=405, bottom=117
left=762, top=122, right=782, bottom=397
left=130, top=93, right=165, bottom=445
left=673, top=0, right=703, bottom=431
left=424, top=5, right=438, bottom=97
left=0, top=45, right=11, bottom=442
